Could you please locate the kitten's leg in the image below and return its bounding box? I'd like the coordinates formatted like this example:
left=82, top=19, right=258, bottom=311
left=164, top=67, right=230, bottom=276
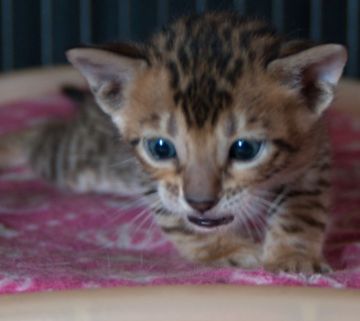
left=261, top=168, right=331, bottom=273
left=154, top=210, right=261, bottom=268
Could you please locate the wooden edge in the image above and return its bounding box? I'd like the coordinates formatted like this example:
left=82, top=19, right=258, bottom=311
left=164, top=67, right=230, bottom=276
left=0, top=285, right=359, bottom=321
left=0, top=65, right=86, bottom=104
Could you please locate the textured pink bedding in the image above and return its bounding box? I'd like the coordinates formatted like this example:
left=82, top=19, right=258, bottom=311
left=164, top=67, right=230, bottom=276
left=0, top=95, right=359, bottom=294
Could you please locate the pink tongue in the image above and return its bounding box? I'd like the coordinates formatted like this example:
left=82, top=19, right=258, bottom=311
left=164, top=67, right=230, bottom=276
left=187, top=215, right=234, bottom=228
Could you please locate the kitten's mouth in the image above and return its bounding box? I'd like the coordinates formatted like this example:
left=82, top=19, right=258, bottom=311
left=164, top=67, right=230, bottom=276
left=187, top=215, right=234, bottom=228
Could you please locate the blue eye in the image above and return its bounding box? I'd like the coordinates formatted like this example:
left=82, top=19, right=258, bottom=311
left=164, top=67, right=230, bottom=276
left=229, top=139, right=262, bottom=161
left=146, top=138, right=177, bottom=160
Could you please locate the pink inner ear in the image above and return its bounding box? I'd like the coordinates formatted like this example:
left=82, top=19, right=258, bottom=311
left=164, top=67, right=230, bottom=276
left=300, top=67, right=326, bottom=111
left=267, top=44, right=347, bottom=114
left=268, top=44, right=347, bottom=87
left=307, top=49, right=348, bottom=86
left=75, top=57, right=103, bottom=70
left=66, top=48, right=145, bottom=92
left=73, top=58, right=121, bottom=85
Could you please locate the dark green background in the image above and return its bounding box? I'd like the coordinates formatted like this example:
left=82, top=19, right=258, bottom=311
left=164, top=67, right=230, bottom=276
left=0, top=0, right=358, bottom=76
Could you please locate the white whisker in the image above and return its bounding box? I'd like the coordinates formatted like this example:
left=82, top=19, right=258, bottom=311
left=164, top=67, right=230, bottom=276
left=250, top=187, right=289, bottom=215
left=241, top=200, right=263, bottom=240
left=131, top=200, right=162, bottom=234
left=127, top=207, right=151, bottom=227
left=109, top=157, right=137, bottom=168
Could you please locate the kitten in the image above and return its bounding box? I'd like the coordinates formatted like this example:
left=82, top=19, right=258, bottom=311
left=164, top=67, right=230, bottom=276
left=1, top=12, right=347, bottom=273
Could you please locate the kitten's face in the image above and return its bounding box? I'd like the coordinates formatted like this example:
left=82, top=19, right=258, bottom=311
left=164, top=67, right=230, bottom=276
left=67, top=13, right=346, bottom=232
left=114, top=65, right=317, bottom=231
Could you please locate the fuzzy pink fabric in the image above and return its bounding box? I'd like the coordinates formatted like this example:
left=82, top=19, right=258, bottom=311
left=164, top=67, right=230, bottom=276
left=0, top=95, right=359, bottom=294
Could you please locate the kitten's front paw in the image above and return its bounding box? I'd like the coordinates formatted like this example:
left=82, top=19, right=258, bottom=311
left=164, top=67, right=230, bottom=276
left=214, top=253, right=261, bottom=269
left=264, top=254, right=332, bottom=274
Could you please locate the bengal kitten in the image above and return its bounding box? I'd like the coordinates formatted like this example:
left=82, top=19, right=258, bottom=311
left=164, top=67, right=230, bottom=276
left=1, top=13, right=347, bottom=273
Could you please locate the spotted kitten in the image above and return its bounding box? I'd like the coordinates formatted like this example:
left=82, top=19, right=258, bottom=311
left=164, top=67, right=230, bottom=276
left=2, top=13, right=347, bottom=273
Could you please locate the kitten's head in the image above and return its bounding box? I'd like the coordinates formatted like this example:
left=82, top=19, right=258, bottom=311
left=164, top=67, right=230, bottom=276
left=67, top=13, right=347, bottom=232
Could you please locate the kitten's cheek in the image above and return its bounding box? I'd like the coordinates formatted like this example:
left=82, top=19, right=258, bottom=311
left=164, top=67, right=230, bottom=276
left=157, top=184, right=179, bottom=212
left=157, top=184, right=191, bottom=215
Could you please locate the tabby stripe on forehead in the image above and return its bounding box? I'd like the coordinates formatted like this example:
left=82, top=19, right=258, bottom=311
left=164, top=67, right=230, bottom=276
left=239, top=26, right=276, bottom=50
left=216, top=52, right=232, bottom=76
left=165, top=28, right=176, bottom=51
left=226, top=58, right=244, bottom=86
left=180, top=96, right=193, bottom=126
left=178, top=46, right=190, bottom=72
left=167, top=61, right=180, bottom=89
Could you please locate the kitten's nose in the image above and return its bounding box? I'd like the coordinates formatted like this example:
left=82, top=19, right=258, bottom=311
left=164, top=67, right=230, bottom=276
left=186, top=198, right=218, bottom=213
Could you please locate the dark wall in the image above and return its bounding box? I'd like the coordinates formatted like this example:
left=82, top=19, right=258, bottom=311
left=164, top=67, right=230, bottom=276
left=0, top=0, right=358, bottom=77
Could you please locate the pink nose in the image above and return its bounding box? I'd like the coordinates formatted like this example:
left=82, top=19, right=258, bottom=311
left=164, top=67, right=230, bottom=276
left=186, top=198, right=218, bottom=213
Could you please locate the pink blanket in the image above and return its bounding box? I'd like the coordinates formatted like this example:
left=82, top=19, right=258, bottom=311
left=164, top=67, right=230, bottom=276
left=0, top=95, right=359, bottom=294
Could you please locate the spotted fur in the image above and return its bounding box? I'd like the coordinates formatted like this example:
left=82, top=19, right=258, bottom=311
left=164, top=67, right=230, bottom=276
left=0, top=12, right=347, bottom=273
left=148, top=14, right=282, bottom=128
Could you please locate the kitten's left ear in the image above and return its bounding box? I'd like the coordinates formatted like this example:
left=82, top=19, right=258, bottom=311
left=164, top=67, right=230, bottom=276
left=66, top=46, right=147, bottom=115
left=268, top=44, right=347, bottom=115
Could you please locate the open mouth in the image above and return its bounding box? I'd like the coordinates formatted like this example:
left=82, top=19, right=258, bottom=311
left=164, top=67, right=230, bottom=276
left=187, top=215, right=234, bottom=228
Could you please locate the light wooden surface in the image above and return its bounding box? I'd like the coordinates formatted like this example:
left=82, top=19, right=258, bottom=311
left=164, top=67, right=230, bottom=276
left=0, top=285, right=359, bottom=321
left=0, top=65, right=85, bottom=104
left=0, top=66, right=359, bottom=320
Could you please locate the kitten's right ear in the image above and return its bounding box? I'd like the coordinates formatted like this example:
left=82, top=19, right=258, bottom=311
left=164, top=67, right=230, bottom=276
left=267, top=44, right=347, bottom=115
left=66, top=47, right=147, bottom=114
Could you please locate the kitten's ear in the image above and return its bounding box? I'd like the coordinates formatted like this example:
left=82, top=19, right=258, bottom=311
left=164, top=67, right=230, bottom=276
left=66, top=47, right=147, bottom=114
left=268, top=44, right=347, bottom=115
